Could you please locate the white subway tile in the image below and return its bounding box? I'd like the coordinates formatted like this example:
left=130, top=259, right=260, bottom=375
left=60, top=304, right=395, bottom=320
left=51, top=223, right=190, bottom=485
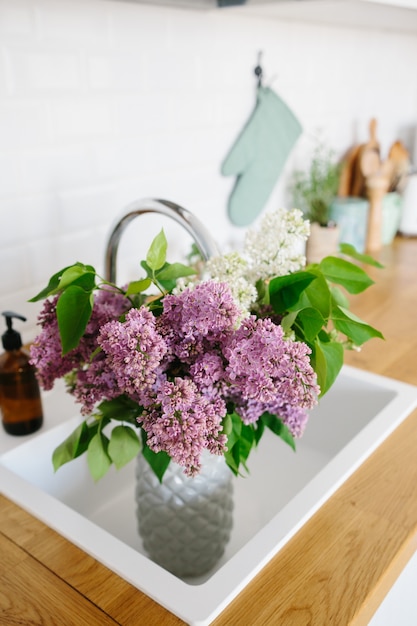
left=141, top=130, right=196, bottom=171
left=26, top=229, right=103, bottom=287
left=0, top=193, right=57, bottom=246
left=34, top=0, right=110, bottom=47
left=101, top=53, right=147, bottom=92
left=49, top=99, right=115, bottom=141
left=87, top=54, right=113, bottom=90
left=0, top=245, right=28, bottom=294
left=19, top=147, right=93, bottom=193
left=115, top=94, right=177, bottom=137
left=108, top=2, right=170, bottom=51
left=0, top=154, right=20, bottom=195
left=91, top=137, right=155, bottom=180
left=6, top=47, right=81, bottom=92
left=171, top=92, right=216, bottom=130
left=56, top=184, right=119, bottom=232
left=0, top=0, right=34, bottom=37
left=0, top=101, right=49, bottom=147
left=0, top=49, right=7, bottom=96
left=145, top=46, right=199, bottom=92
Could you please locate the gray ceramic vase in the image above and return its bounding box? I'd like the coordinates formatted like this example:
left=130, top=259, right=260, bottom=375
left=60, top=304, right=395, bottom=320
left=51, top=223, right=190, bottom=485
left=135, top=451, right=234, bottom=578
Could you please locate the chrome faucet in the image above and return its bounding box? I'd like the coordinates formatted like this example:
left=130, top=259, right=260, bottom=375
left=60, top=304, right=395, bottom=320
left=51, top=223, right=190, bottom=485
left=104, top=198, right=219, bottom=283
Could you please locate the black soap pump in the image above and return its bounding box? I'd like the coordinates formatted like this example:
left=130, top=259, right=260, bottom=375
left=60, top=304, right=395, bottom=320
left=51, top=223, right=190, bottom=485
left=0, top=311, right=43, bottom=435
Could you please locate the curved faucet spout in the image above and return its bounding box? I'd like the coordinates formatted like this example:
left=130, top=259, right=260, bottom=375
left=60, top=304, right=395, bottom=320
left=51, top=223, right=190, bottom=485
left=105, top=198, right=219, bottom=283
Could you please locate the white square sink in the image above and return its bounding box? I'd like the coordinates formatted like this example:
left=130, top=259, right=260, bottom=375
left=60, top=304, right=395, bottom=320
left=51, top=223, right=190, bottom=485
left=1, top=365, right=417, bottom=626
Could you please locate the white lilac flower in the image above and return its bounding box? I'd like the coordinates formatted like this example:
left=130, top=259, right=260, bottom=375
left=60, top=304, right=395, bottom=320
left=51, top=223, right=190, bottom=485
left=172, top=275, right=197, bottom=294
left=244, top=208, right=310, bottom=282
left=206, top=251, right=257, bottom=313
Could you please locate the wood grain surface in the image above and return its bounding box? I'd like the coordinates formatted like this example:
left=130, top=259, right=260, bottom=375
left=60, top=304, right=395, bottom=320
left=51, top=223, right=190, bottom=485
left=1, top=236, right=417, bottom=626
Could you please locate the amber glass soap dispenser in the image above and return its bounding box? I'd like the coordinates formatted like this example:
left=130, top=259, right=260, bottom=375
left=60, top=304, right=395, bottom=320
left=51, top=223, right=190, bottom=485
left=0, top=311, right=43, bottom=435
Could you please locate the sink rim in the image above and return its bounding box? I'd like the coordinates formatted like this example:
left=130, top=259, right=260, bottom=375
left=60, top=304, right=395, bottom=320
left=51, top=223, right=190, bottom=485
left=2, top=365, right=417, bottom=626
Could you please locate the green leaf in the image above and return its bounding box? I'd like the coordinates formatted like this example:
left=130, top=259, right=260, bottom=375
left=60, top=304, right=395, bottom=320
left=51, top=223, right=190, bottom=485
left=311, top=338, right=344, bottom=396
left=260, top=412, right=296, bottom=451
left=224, top=444, right=240, bottom=476
left=96, top=396, right=143, bottom=424
left=29, top=264, right=96, bottom=302
left=140, top=259, right=152, bottom=278
left=238, top=423, right=255, bottom=469
left=319, top=256, right=374, bottom=294
left=222, top=413, right=233, bottom=436
left=146, top=229, right=167, bottom=272
left=281, top=311, right=298, bottom=334
left=29, top=265, right=74, bottom=302
left=108, top=425, right=141, bottom=470
left=253, top=418, right=265, bottom=445
left=269, top=271, right=316, bottom=314
left=255, top=278, right=269, bottom=306
left=333, top=305, right=384, bottom=346
left=141, top=259, right=176, bottom=292
left=52, top=421, right=93, bottom=471
left=141, top=443, right=171, bottom=483
left=156, top=262, right=196, bottom=281
left=126, top=278, right=152, bottom=295
left=224, top=411, right=243, bottom=475
left=330, top=285, right=350, bottom=309
left=296, top=273, right=332, bottom=320
left=186, top=242, right=201, bottom=263
left=56, top=264, right=96, bottom=292
left=87, top=432, right=112, bottom=481
left=296, top=307, right=325, bottom=342
left=223, top=413, right=255, bottom=475
left=225, top=411, right=242, bottom=450
left=56, top=285, right=93, bottom=354
left=339, top=243, right=384, bottom=268
left=71, top=272, right=97, bottom=292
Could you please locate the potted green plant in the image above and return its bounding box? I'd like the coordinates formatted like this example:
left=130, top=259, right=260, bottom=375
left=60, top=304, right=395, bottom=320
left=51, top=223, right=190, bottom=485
left=291, top=142, right=341, bottom=262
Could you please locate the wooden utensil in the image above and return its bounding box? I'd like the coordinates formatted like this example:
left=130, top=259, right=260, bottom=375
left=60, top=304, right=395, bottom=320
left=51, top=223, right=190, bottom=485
left=351, top=118, right=380, bottom=198
left=365, top=170, right=390, bottom=252
left=338, top=144, right=362, bottom=197
left=388, top=140, right=410, bottom=192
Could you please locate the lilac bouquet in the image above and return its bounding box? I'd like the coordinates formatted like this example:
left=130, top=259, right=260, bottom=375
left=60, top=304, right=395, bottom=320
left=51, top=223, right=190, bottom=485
left=30, top=209, right=382, bottom=481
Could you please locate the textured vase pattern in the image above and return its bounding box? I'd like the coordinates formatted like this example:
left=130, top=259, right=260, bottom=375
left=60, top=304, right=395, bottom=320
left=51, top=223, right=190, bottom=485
left=135, top=452, right=234, bottom=578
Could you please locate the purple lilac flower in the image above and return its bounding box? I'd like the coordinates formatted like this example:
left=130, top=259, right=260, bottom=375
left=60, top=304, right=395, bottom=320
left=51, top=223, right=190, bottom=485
left=69, top=353, right=120, bottom=415
left=32, top=271, right=319, bottom=471
left=30, top=287, right=130, bottom=392
left=98, top=307, right=168, bottom=405
left=234, top=397, right=310, bottom=437
left=222, top=316, right=319, bottom=436
left=159, top=281, right=241, bottom=361
left=189, top=352, right=228, bottom=402
left=30, top=295, right=78, bottom=389
left=139, top=377, right=227, bottom=476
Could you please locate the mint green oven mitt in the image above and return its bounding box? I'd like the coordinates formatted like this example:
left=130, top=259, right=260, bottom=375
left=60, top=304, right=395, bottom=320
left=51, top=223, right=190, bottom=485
left=221, top=86, right=302, bottom=227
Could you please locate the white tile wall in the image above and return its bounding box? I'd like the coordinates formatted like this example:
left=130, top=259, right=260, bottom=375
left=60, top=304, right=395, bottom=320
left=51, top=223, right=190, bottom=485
left=1, top=0, right=417, bottom=342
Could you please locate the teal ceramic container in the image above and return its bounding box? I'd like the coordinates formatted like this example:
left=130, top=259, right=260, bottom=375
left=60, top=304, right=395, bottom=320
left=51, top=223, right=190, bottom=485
left=382, top=192, right=403, bottom=244
left=329, top=193, right=403, bottom=252
left=329, top=197, right=368, bottom=252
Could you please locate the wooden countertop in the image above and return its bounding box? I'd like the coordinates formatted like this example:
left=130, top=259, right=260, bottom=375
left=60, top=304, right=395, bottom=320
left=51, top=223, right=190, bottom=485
left=2, top=236, right=417, bottom=625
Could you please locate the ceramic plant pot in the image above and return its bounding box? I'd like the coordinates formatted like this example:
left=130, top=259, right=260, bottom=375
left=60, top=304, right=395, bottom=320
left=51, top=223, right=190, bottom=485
left=135, top=451, right=234, bottom=578
left=306, top=222, right=340, bottom=264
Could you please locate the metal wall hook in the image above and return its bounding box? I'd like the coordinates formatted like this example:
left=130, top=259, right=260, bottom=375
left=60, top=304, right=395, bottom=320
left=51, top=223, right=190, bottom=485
left=254, top=51, right=263, bottom=87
